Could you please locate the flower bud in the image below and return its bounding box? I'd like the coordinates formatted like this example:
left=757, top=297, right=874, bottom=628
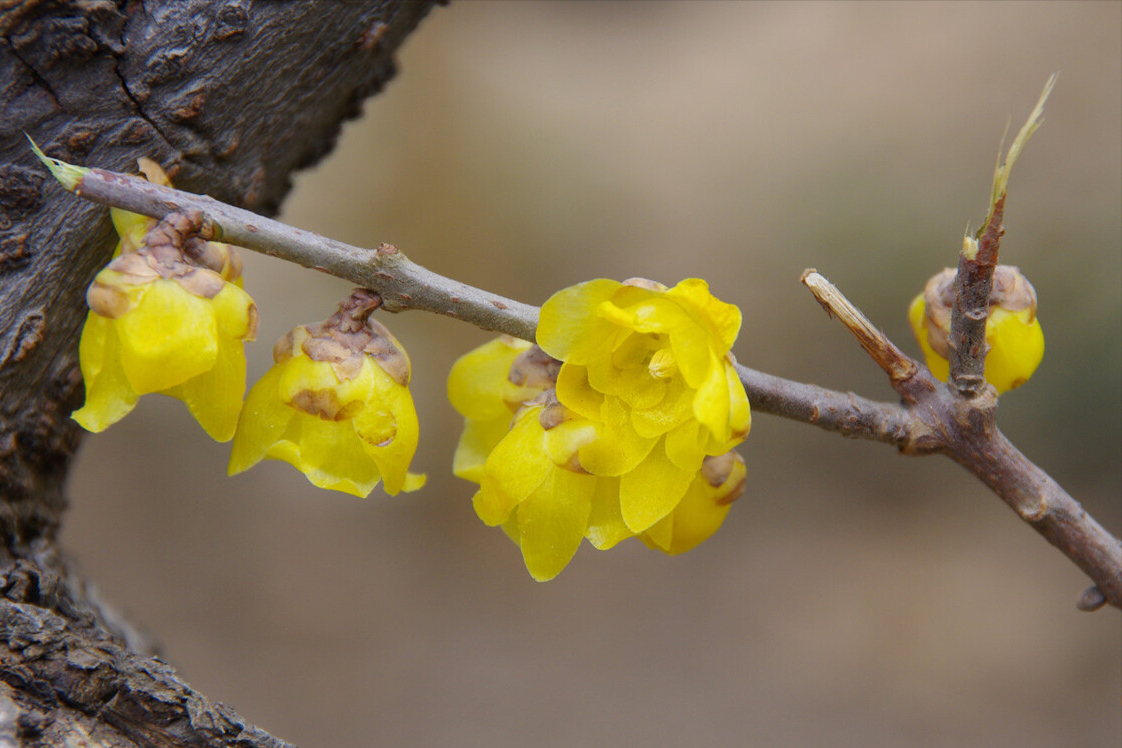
left=909, top=265, right=1043, bottom=393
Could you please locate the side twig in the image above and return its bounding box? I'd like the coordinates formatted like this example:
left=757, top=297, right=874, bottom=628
left=803, top=268, right=1121, bottom=610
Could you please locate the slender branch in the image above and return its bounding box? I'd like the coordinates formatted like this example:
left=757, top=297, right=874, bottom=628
left=31, top=145, right=540, bottom=341
left=732, top=361, right=935, bottom=452
left=32, top=149, right=1121, bottom=610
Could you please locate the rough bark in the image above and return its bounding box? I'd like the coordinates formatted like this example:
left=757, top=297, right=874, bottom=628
left=0, top=1, right=438, bottom=744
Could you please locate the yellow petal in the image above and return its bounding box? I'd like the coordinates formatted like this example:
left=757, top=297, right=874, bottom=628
left=401, top=472, right=427, bottom=493
left=641, top=468, right=737, bottom=556
left=516, top=467, right=596, bottom=581
left=984, top=308, right=1044, bottom=393
left=909, top=293, right=950, bottom=382
left=542, top=418, right=598, bottom=467
left=165, top=332, right=246, bottom=441
left=555, top=362, right=604, bottom=420
left=585, top=476, right=632, bottom=550
left=267, top=413, right=383, bottom=497
left=537, top=278, right=622, bottom=362
left=475, top=408, right=552, bottom=524
left=641, top=513, right=674, bottom=552
left=452, top=415, right=512, bottom=484
left=447, top=336, right=531, bottom=420
left=354, top=364, right=421, bottom=495
left=72, top=315, right=140, bottom=432
left=691, top=351, right=730, bottom=439
left=664, top=419, right=706, bottom=471
left=116, top=281, right=218, bottom=393
left=630, top=376, right=692, bottom=438
left=575, top=420, right=657, bottom=476
left=619, top=443, right=694, bottom=532
left=228, top=366, right=293, bottom=474
left=725, top=362, right=751, bottom=441
left=209, top=282, right=258, bottom=341
left=665, top=278, right=741, bottom=354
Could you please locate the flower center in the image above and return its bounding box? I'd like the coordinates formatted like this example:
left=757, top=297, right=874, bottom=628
left=647, top=349, right=678, bottom=379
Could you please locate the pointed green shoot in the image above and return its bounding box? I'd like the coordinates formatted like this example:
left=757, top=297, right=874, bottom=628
left=981, top=74, right=1057, bottom=233
left=26, top=134, right=88, bottom=192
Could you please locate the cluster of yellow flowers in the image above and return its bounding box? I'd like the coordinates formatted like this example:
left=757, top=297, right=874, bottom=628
left=448, top=278, right=750, bottom=580
left=73, top=163, right=423, bottom=498
left=73, top=161, right=1048, bottom=583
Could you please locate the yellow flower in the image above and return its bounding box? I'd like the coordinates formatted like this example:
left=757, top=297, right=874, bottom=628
left=538, top=278, right=750, bottom=532
left=909, top=266, right=1044, bottom=393
left=449, top=277, right=752, bottom=581
left=229, top=291, right=425, bottom=497
left=72, top=247, right=257, bottom=441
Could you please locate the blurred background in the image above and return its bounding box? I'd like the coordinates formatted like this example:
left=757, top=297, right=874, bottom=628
left=65, top=3, right=1120, bottom=747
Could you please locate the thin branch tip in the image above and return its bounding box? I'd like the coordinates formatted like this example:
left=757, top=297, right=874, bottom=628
left=1076, top=585, right=1108, bottom=612
left=26, top=134, right=87, bottom=192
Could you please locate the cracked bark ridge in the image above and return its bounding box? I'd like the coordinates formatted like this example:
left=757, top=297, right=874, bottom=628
left=0, top=1, right=438, bottom=744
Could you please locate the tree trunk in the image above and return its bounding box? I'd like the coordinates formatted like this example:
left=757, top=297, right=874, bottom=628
left=0, top=1, right=438, bottom=744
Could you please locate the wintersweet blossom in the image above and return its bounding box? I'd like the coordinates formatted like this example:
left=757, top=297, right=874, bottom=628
left=909, top=266, right=1044, bottom=393
left=229, top=290, right=425, bottom=497
left=72, top=162, right=256, bottom=440
left=537, top=278, right=750, bottom=532
left=72, top=243, right=257, bottom=441
left=449, top=277, right=750, bottom=580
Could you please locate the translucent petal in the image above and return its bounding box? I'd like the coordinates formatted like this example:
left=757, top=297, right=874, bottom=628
left=447, top=337, right=531, bottom=420
left=452, top=415, right=512, bottom=484
left=576, top=421, right=656, bottom=476
left=401, top=472, right=427, bottom=493
left=584, top=337, right=621, bottom=395
left=355, top=364, right=421, bottom=495
left=726, top=362, right=751, bottom=440
left=585, top=476, right=632, bottom=550
left=623, top=297, right=691, bottom=336
left=642, top=472, right=734, bottom=556
left=516, top=467, right=596, bottom=581
left=615, top=362, right=667, bottom=410
left=77, top=312, right=109, bottom=380
left=666, top=278, right=742, bottom=353
left=984, top=309, right=1044, bottom=394
left=537, top=279, right=621, bottom=362
left=669, top=327, right=712, bottom=388
left=165, top=333, right=246, bottom=441
left=117, top=281, right=217, bottom=394
left=664, top=420, right=706, bottom=471
left=691, top=352, right=730, bottom=440
left=228, top=366, right=293, bottom=475
left=630, top=376, right=692, bottom=438
left=555, top=363, right=604, bottom=420
left=641, top=514, right=674, bottom=552
left=267, top=413, right=383, bottom=497
left=475, top=409, right=551, bottom=524
left=619, top=443, right=694, bottom=532
left=72, top=317, right=139, bottom=432
left=542, top=418, right=598, bottom=467
left=909, top=294, right=950, bottom=382
left=209, top=282, right=258, bottom=341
